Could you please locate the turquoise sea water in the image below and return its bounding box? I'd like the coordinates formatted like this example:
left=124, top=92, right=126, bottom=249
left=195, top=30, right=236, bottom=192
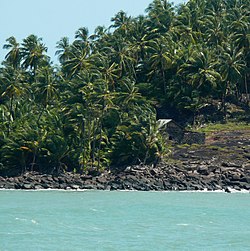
left=0, top=190, right=250, bottom=251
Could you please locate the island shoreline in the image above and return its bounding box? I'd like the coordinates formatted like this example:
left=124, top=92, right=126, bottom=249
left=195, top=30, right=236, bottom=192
left=1, top=162, right=249, bottom=193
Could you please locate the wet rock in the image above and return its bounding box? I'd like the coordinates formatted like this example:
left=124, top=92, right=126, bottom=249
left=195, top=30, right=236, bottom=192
left=23, top=183, right=34, bottom=189
left=4, top=182, right=15, bottom=189
left=82, top=184, right=96, bottom=190
left=34, top=185, right=44, bottom=190
left=71, top=185, right=80, bottom=190
left=59, top=183, right=67, bottom=189
left=104, top=185, right=111, bottom=190
left=41, top=183, right=51, bottom=189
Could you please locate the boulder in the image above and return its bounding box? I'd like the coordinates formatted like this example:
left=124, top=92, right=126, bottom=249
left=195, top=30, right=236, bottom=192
left=197, top=165, right=210, bottom=175
left=22, top=183, right=34, bottom=189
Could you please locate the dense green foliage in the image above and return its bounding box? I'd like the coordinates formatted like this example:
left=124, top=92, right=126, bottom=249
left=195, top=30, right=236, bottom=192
left=0, top=0, right=249, bottom=175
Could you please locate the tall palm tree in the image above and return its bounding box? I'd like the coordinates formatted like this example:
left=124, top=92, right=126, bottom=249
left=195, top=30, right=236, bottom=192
left=110, top=11, right=132, bottom=36
left=147, top=36, right=173, bottom=94
left=55, top=37, right=71, bottom=64
left=218, top=43, right=246, bottom=115
left=146, top=0, right=174, bottom=34
left=21, top=35, right=49, bottom=76
left=0, top=66, right=25, bottom=135
left=3, top=36, right=22, bottom=69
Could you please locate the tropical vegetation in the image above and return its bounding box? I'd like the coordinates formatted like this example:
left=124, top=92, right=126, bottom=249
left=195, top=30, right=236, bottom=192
left=0, top=0, right=249, bottom=175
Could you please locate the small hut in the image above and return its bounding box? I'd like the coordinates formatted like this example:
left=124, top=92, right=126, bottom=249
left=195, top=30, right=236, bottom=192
left=158, top=119, right=205, bottom=144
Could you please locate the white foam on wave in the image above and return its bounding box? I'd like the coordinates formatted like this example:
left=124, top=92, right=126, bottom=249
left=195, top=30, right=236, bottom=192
left=31, top=219, right=38, bottom=224
left=15, top=217, right=27, bottom=221
left=15, top=217, right=38, bottom=224
left=0, top=188, right=249, bottom=193
left=177, top=223, right=189, bottom=226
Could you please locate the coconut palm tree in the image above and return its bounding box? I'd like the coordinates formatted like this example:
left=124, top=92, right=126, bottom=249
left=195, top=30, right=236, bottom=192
left=3, top=36, right=22, bottom=69
left=218, top=43, right=246, bottom=114
left=0, top=66, right=26, bottom=135
left=21, top=35, right=49, bottom=76
left=55, top=37, right=71, bottom=64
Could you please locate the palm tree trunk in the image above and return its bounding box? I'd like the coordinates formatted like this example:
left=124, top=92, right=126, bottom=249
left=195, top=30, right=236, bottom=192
left=31, top=149, right=36, bottom=172
left=7, top=95, right=14, bottom=135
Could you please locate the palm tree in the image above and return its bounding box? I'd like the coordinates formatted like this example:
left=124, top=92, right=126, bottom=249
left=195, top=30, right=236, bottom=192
left=34, top=65, right=59, bottom=124
left=146, top=0, right=174, bottom=34
left=0, top=66, right=25, bottom=135
left=110, top=11, right=132, bottom=36
left=3, top=36, right=22, bottom=69
left=55, top=37, right=71, bottom=64
left=62, top=44, right=92, bottom=78
left=218, top=43, right=246, bottom=115
left=110, top=39, right=137, bottom=77
left=147, top=36, right=173, bottom=94
left=21, top=35, right=49, bottom=76
left=129, top=15, right=151, bottom=61
left=177, top=47, right=221, bottom=123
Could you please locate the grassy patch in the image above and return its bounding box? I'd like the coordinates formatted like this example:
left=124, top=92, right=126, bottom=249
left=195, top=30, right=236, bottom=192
left=196, top=122, right=250, bottom=134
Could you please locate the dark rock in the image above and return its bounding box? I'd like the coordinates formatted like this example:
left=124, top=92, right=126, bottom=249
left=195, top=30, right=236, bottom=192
left=23, top=183, right=34, bottom=189
left=4, top=182, right=15, bottom=189
left=110, top=182, right=122, bottom=190
left=104, top=185, right=111, bottom=190
left=124, top=166, right=132, bottom=173
left=244, top=154, right=250, bottom=160
left=34, top=185, right=44, bottom=190
left=59, top=183, right=67, bottom=189
left=46, top=176, right=54, bottom=182
left=197, top=165, right=210, bottom=175
left=53, top=177, right=59, bottom=182
left=80, top=175, right=93, bottom=181
left=14, top=183, right=22, bottom=189
left=242, top=184, right=250, bottom=190
left=41, top=183, right=51, bottom=189
left=82, top=184, right=96, bottom=190
left=96, top=184, right=105, bottom=190
left=221, top=162, right=242, bottom=168
left=240, top=176, right=250, bottom=183
left=232, top=173, right=243, bottom=181
left=87, top=168, right=101, bottom=177
left=71, top=185, right=80, bottom=190
left=97, top=176, right=108, bottom=184
left=58, top=177, right=66, bottom=184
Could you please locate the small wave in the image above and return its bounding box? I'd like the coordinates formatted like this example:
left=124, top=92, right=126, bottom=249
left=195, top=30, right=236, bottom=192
left=5, top=232, right=33, bottom=235
left=177, top=223, right=189, bottom=226
left=31, top=219, right=38, bottom=224
left=15, top=217, right=27, bottom=221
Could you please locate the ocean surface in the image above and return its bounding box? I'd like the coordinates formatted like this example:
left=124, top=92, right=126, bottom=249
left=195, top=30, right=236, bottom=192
left=0, top=190, right=250, bottom=251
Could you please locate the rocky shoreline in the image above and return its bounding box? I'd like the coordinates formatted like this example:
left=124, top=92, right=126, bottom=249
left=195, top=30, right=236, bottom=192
left=0, top=161, right=250, bottom=193
left=1, top=129, right=250, bottom=193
